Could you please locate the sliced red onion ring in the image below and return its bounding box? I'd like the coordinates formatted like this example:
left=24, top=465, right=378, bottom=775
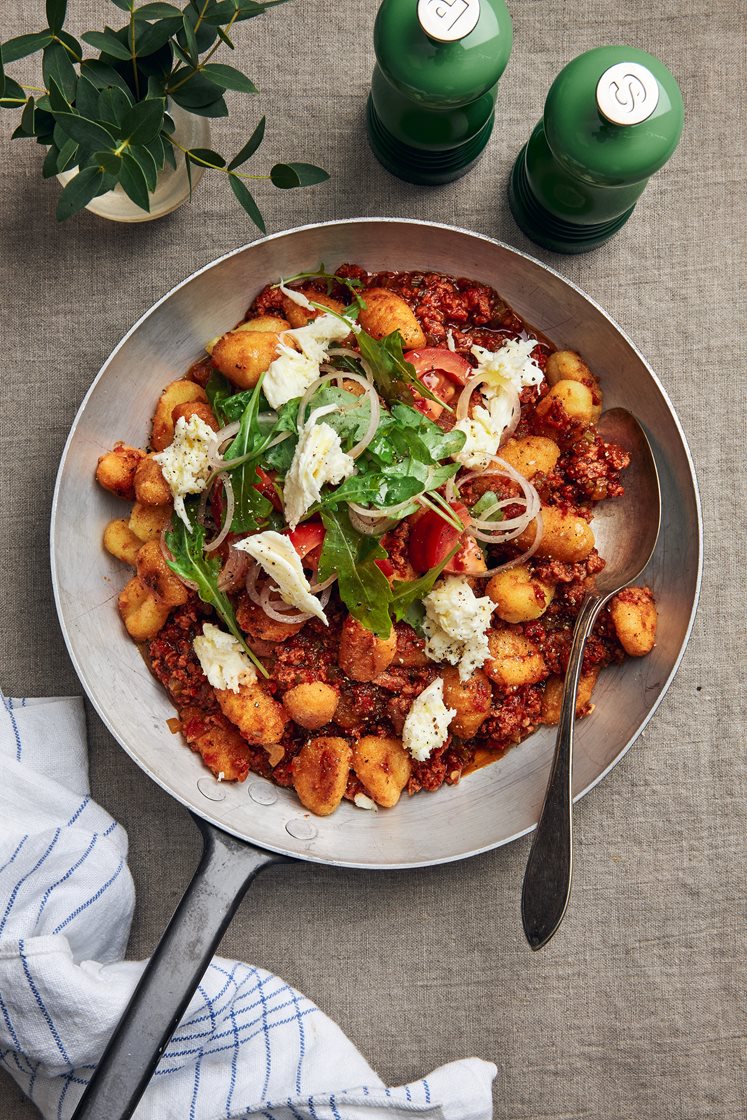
left=480, top=511, right=545, bottom=576
left=217, top=544, right=250, bottom=593
left=204, top=475, right=235, bottom=553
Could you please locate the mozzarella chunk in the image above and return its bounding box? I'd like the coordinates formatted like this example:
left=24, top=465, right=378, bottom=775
left=454, top=395, right=516, bottom=469
left=402, top=678, right=456, bottom=762
left=153, top=414, right=217, bottom=528
left=471, top=337, right=544, bottom=395
left=192, top=623, right=257, bottom=693
left=283, top=405, right=355, bottom=529
left=423, top=576, right=494, bottom=681
left=263, top=313, right=352, bottom=409
left=233, top=531, right=328, bottom=624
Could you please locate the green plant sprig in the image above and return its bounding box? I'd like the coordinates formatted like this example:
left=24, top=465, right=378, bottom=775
left=0, top=0, right=328, bottom=225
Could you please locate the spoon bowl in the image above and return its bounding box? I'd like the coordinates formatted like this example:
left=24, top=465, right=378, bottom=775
left=521, top=407, right=661, bottom=950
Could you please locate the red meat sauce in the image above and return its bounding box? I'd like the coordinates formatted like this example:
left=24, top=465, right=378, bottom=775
left=156, top=263, right=632, bottom=804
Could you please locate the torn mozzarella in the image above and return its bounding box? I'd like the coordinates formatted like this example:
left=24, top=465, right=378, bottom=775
left=233, top=531, right=328, bottom=624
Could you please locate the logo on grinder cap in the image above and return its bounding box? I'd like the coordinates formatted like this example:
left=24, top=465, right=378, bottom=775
left=596, top=61, right=660, bottom=126
left=417, top=0, right=481, bottom=42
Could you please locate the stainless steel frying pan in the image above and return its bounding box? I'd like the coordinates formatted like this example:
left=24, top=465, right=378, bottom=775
left=50, top=219, right=702, bottom=1119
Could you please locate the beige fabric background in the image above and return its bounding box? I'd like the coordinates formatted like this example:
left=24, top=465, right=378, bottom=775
left=1, top=1, right=744, bottom=1117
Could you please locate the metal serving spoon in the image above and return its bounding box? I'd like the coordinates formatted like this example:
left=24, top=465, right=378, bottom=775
left=521, top=407, right=661, bottom=950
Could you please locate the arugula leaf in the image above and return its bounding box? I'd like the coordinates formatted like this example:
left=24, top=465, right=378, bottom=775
left=389, top=402, right=466, bottom=461
left=389, top=544, right=461, bottom=633
left=205, top=367, right=235, bottom=424
left=356, top=329, right=446, bottom=410
left=223, top=380, right=273, bottom=532
left=164, top=508, right=268, bottom=678
left=318, top=508, right=393, bottom=639
left=471, top=490, right=503, bottom=520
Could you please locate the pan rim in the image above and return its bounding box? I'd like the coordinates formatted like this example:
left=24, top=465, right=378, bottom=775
left=50, top=217, right=703, bottom=869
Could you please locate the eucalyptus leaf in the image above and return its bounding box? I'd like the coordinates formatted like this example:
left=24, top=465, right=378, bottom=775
left=188, top=146, right=226, bottom=167
left=81, top=29, right=133, bottom=61
left=74, top=75, right=101, bottom=120
left=200, top=63, right=257, bottom=93
left=57, top=30, right=83, bottom=59
left=0, top=77, right=26, bottom=108
left=109, top=0, right=133, bottom=10
left=46, top=0, right=68, bottom=34
left=168, top=70, right=226, bottom=108
left=270, top=161, right=329, bottom=189
left=227, top=115, right=265, bottom=169
left=234, top=0, right=290, bottom=20
left=216, top=26, right=234, bottom=49
left=98, top=84, right=133, bottom=127
left=42, top=41, right=77, bottom=102
left=130, top=141, right=158, bottom=189
left=182, top=95, right=228, bottom=118
left=42, top=142, right=60, bottom=178
left=120, top=97, right=165, bottom=145
left=163, top=137, right=177, bottom=169
left=56, top=136, right=78, bottom=171
left=56, top=164, right=104, bottom=220
left=180, top=14, right=200, bottom=66
left=0, top=44, right=5, bottom=98
left=145, top=132, right=165, bottom=170
left=93, top=148, right=123, bottom=175
left=229, top=174, right=265, bottom=232
left=2, top=32, right=54, bottom=63
left=135, top=2, right=181, bottom=17
left=120, top=150, right=151, bottom=210
left=80, top=59, right=132, bottom=93
left=20, top=97, right=36, bottom=136
left=48, top=77, right=72, bottom=114
left=54, top=111, right=117, bottom=151
left=136, top=15, right=182, bottom=56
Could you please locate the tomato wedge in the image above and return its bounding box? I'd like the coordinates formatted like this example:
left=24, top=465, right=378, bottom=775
left=408, top=502, right=486, bottom=575
left=253, top=466, right=282, bottom=511
left=288, top=521, right=326, bottom=566
left=405, top=347, right=473, bottom=387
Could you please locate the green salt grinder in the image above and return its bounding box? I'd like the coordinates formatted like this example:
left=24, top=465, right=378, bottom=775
left=508, top=46, right=684, bottom=253
left=367, top=0, right=513, bottom=185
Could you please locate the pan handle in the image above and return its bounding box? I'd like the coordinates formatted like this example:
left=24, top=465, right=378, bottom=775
left=72, top=813, right=287, bottom=1120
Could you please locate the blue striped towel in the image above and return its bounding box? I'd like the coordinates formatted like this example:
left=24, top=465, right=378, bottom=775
left=0, top=693, right=496, bottom=1119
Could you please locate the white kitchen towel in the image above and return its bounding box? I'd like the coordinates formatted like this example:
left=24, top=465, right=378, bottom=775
left=0, top=693, right=496, bottom=1120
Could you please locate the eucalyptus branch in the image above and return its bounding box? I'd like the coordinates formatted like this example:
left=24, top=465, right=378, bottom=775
left=129, top=9, right=140, bottom=101
left=166, top=9, right=240, bottom=94
left=167, top=134, right=269, bottom=182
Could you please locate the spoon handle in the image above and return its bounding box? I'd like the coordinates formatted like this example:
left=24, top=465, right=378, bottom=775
left=521, top=592, right=603, bottom=950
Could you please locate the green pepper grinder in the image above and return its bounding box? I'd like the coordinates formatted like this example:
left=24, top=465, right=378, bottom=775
left=367, top=0, right=513, bottom=185
left=508, top=46, right=684, bottom=253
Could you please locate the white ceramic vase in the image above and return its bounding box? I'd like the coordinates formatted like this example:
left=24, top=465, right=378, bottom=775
left=57, top=103, right=211, bottom=223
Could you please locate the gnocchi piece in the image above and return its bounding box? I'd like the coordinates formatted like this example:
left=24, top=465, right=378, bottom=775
left=237, top=315, right=291, bottom=333
left=128, top=502, right=173, bottom=542
left=183, top=716, right=254, bottom=782
left=117, top=576, right=170, bottom=641
left=441, top=666, right=492, bottom=739
left=516, top=505, right=595, bottom=563
left=534, top=380, right=596, bottom=438
left=171, top=401, right=219, bottom=431
left=541, top=668, right=600, bottom=724
left=281, top=291, right=345, bottom=328
left=135, top=539, right=189, bottom=609
left=499, top=435, right=560, bottom=479
left=216, top=683, right=288, bottom=747
left=357, top=288, right=426, bottom=349
left=151, top=380, right=208, bottom=452
left=484, top=628, right=547, bottom=688
left=133, top=455, right=172, bottom=506
left=210, top=330, right=283, bottom=390
left=487, top=564, right=555, bottom=624
left=352, top=735, right=411, bottom=808
left=95, top=442, right=146, bottom=500
left=236, top=597, right=305, bottom=642
left=283, top=681, right=339, bottom=730
left=338, top=615, right=397, bottom=682
left=609, top=586, right=657, bottom=656
left=292, top=736, right=352, bottom=816
left=545, top=351, right=603, bottom=417
left=103, top=518, right=143, bottom=567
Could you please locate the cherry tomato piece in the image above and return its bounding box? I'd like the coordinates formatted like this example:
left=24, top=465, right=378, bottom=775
left=288, top=521, right=326, bottom=562
left=408, top=502, right=471, bottom=573
left=375, top=557, right=395, bottom=577
left=253, top=466, right=282, bottom=511
left=405, top=347, right=473, bottom=387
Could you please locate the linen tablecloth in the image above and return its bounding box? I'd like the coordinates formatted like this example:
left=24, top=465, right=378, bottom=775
left=0, top=1, right=744, bottom=1117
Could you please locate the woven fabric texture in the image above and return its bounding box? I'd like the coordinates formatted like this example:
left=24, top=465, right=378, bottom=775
left=0, top=1, right=744, bottom=1117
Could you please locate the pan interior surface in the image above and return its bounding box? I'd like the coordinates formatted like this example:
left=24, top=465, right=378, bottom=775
left=51, top=219, right=701, bottom=868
